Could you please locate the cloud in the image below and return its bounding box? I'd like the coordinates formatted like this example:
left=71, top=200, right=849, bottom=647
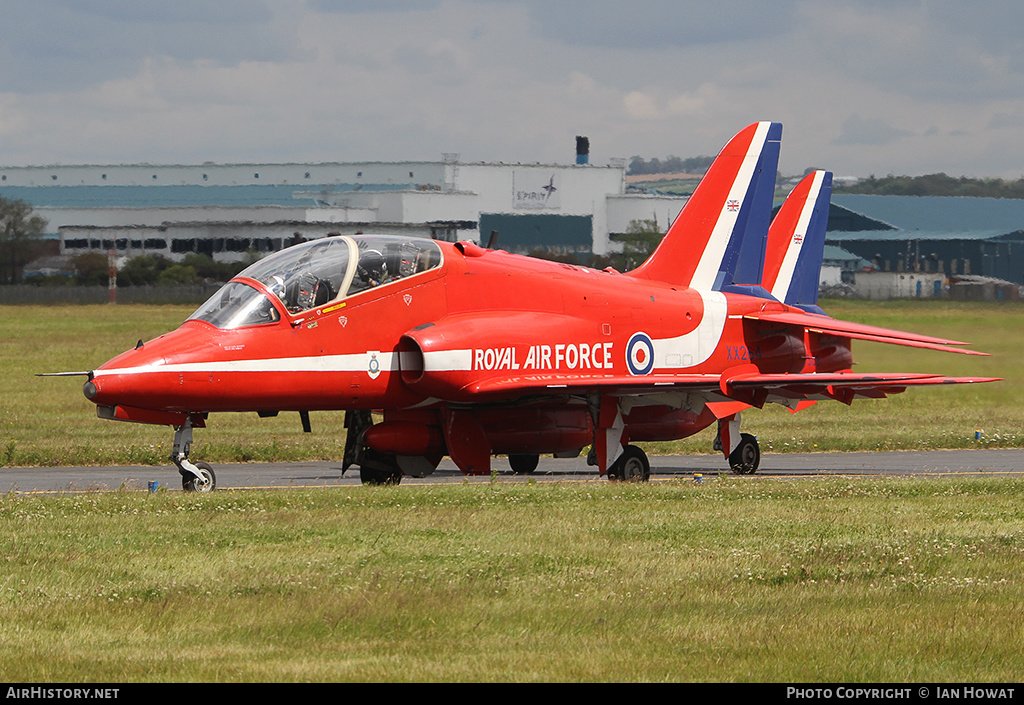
left=0, top=0, right=295, bottom=93
left=833, top=115, right=913, bottom=147
left=4, top=0, right=1024, bottom=176
left=520, top=0, right=795, bottom=49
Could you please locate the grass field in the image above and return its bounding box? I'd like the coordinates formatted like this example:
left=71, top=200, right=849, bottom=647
left=1, top=300, right=1023, bottom=683
left=2, top=478, right=1023, bottom=682
left=1, top=299, right=1020, bottom=467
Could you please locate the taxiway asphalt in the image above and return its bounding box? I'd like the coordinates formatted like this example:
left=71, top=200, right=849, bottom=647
left=1, top=448, right=1022, bottom=493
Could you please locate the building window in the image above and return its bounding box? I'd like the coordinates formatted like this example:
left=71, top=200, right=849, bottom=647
left=203, top=174, right=208, bottom=181
left=254, top=173, right=259, bottom=179
left=305, top=172, right=311, bottom=179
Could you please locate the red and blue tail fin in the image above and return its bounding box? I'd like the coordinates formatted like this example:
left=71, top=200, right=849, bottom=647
left=760, top=170, right=832, bottom=312
left=628, top=121, right=781, bottom=290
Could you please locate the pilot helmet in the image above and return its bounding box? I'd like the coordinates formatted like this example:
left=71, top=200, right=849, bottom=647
left=360, top=249, right=387, bottom=281
left=268, top=275, right=287, bottom=300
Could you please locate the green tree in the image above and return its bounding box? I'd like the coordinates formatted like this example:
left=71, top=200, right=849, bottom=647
left=72, top=252, right=109, bottom=286
left=119, top=254, right=171, bottom=286
left=0, top=196, right=48, bottom=283
left=618, top=219, right=665, bottom=270
left=158, top=264, right=199, bottom=285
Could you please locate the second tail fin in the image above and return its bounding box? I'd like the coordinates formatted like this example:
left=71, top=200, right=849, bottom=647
left=760, top=170, right=832, bottom=312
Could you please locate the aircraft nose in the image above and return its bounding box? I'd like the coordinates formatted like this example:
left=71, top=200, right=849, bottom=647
left=83, top=377, right=98, bottom=400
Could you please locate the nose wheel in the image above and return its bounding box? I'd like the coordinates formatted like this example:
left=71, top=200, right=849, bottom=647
left=181, top=461, right=217, bottom=493
left=171, top=420, right=218, bottom=492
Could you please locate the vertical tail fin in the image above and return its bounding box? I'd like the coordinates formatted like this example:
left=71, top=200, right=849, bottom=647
left=628, top=121, right=781, bottom=289
left=761, top=170, right=832, bottom=311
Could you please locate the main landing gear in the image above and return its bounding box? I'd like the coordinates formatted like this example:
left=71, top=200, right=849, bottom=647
left=607, top=445, right=651, bottom=482
left=717, top=432, right=760, bottom=475
left=357, top=449, right=403, bottom=486
left=588, top=444, right=651, bottom=482
left=171, top=420, right=217, bottom=493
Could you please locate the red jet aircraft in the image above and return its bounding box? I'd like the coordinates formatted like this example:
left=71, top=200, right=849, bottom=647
left=68, top=122, right=995, bottom=490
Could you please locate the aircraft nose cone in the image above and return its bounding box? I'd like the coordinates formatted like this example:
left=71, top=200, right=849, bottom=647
left=83, top=379, right=98, bottom=400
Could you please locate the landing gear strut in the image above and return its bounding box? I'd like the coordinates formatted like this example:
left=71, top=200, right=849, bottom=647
left=171, top=420, right=217, bottom=493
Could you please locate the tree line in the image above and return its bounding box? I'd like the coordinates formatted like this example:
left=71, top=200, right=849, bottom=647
left=45, top=251, right=256, bottom=287
left=627, top=155, right=715, bottom=176
left=0, top=193, right=258, bottom=286
left=834, top=173, right=1024, bottom=198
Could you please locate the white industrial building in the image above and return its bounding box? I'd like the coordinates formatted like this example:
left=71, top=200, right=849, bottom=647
left=1, top=151, right=687, bottom=263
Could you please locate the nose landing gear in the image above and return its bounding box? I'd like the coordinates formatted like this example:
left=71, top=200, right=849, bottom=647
left=172, top=419, right=217, bottom=493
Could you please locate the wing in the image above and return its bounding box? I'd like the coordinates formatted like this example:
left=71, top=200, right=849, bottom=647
left=460, top=369, right=997, bottom=410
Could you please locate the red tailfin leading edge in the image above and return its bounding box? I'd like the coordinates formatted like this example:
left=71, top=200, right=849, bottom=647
left=628, top=121, right=782, bottom=290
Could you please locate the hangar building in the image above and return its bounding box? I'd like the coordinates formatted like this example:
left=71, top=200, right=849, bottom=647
left=827, top=194, right=1024, bottom=285
left=1, top=146, right=686, bottom=264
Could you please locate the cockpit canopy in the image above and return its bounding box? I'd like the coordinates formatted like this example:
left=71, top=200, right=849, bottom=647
left=188, top=235, right=443, bottom=329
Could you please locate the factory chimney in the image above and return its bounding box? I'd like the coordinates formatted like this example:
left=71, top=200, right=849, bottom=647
left=575, top=136, right=589, bottom=165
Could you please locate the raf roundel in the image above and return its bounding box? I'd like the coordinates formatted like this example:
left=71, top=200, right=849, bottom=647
left=626, top=332, right=655, bottom=376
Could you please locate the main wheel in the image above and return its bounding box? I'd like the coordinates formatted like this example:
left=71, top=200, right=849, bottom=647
left=508, top=454, right=540, bottom=474
left=182, top=461, right=217, bottom=493
left=607, top=445, right=650, bottom=483
left=728, top=433, right=760, bottom=475
left=359, top=451, right=402, bottom=485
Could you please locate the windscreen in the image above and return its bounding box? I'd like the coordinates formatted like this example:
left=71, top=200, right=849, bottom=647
left=188, top=282, right=281, bottom=329
left=187, top=235, right=443, bottom=328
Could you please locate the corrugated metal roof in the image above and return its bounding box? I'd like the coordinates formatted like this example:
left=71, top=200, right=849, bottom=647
left=826, top=228, right=1016, bottom=242
left=0, top=183, right=412, bottom=208
left=831, top=194, right=1024, bottom=236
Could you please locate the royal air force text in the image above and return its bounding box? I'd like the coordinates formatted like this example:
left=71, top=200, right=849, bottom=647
left=473, top=343, right=613, bottom=372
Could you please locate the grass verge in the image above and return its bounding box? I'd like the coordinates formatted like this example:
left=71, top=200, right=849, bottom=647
left=2, top=478, right=1023, bottom=682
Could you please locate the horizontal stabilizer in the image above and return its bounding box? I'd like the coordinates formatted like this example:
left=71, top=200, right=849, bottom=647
left=724, top=371, right=998, bottom=390
left=720, top=371, right=999, bottom=406
left=744, top=310, right=987, bottom=356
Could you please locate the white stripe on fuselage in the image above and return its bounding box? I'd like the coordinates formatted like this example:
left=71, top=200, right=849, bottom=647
left=652, top=290, right=728, bottom=369
left=94, top=293, right=728, bottom=379
left=93, top=352, right=395, bottom=376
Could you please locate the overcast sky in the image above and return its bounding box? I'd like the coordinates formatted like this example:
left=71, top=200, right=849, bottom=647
left=2, top=0, right=1024, bottom=178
